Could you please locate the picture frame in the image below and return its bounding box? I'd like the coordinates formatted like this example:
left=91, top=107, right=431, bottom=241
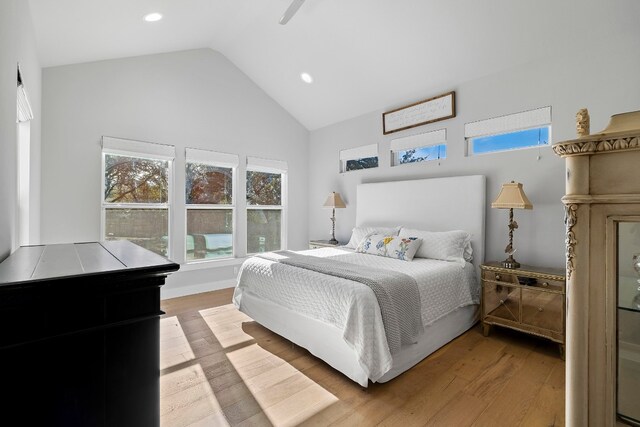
left=382, top=91, right=456, bottom=135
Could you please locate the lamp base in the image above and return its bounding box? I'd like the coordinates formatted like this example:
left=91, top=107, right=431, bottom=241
left=329, top=238, right=339, bottom=245
left=501, top=255, right=520, bottom=269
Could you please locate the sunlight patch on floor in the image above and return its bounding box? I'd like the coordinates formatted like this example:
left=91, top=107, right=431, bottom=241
left=160, top=364, right=229, bottom=427
left=160, top=316, right=195, bottom=370
left=226, top=343, right=339, bottom=426
left=199, top=304, right=255, bottom=348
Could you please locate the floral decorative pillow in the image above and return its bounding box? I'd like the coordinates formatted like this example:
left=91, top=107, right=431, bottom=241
left=356, top=234, right=423, bottom=261
left=345, top=225, right=401, bottom=249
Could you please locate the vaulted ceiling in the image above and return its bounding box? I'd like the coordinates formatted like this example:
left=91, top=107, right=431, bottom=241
left=28, top=0, right=640, bottom=130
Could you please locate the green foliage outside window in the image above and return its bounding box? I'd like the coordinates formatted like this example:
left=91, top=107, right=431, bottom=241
left=345, top=156, right=378, bottom=171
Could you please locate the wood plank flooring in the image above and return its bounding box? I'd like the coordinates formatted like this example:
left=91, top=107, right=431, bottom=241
left=160, top=288, right=565, bottom=427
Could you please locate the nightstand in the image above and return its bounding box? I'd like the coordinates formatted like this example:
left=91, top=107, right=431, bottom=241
left=480, top=262, right=566, bottom=359
left=309, top=239, right=340, bottom=249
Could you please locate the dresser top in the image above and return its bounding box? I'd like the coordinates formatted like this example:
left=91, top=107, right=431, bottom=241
left=0, top=241, right=179, bottom=286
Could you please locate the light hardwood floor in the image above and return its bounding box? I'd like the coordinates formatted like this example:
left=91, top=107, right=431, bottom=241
left=160, top=288, right=565, bottom=427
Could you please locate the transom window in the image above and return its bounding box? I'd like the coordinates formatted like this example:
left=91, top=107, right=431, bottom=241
left=465, top=106, right=552, bottom=155
left=391, top=129, right=447, bottom=166
left=470, top=126, right=550, bottom=155
left=396, top=145, right=446, bottom=164
left=340, top=143, right=379, bottom=173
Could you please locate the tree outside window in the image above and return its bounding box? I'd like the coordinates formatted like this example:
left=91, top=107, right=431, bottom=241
left=103, top=154, right=170, bottom=257
left=185, top=162, right=234, bottom=261
left=247, top=170, right=283, bottom=253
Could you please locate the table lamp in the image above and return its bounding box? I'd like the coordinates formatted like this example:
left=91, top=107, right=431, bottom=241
left=491, top=181, right=533, bottom=269
left=323, top=192, right=346, bottom=244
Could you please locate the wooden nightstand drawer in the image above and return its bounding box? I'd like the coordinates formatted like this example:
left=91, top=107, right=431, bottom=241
left=528, top=278, right=564, bottom=292
left=482, top=270, right=517, bottom=284
left=521, top=288, right=563, bottom=333
left=483, top=282, right=519, bottom=323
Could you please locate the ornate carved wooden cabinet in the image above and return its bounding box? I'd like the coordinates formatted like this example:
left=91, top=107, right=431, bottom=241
left=554, top=110, right=640, bottom=427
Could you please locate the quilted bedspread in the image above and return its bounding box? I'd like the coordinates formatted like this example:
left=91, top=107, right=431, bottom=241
left=232, top=247, right=479, bottom=381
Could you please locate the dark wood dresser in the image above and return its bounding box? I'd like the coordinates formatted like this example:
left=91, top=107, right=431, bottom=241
left=0, top=241, right=179, bottom=427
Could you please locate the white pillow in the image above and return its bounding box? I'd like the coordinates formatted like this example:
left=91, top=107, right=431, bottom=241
left=345, top=225, right=401, bottom=249
left=356, top=234, right=423, bottom=261
left=399, top=228, right=472, bottom=265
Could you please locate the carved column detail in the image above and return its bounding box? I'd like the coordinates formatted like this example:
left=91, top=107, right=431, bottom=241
left=564, top=203, right=578, bottom=280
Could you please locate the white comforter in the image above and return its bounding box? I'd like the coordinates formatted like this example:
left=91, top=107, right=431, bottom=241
left=233, top=247, right=479, bottom=381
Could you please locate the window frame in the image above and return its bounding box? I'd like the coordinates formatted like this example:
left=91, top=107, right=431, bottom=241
left=184, top=150, right=238, bottom=264
left=245, top=158, right=288, bottom=255
left=339, top=143, right=379, bottom=173
left=467, top=125, right=552, bottom=156
left=100, top=137, right=174, bottom=259
left=390, top=129, right=448, bottom=167
left=465, top=106, right=552, bottom=156
left=16, top=120, right=30, bottom=250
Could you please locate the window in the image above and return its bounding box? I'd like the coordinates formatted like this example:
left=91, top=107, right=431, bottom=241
left=471, top=127, right=550, bottom=155
left=17, top=122, right=30, bottom=248
left=465, top=106, right=551, bottom=155
left=246, top=157, right=287, bottom=254
left=102, top=137, right=174, bottom=257
left=185, top=148, right=238, bottom=262
left=340, top=143, right=378, bottom=172
left=391, top=129, right=447, bottom=166
left=16, top=65, right=34, bottom=250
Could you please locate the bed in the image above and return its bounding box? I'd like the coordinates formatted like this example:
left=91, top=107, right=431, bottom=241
left=233, top=175, right=486, bottom=386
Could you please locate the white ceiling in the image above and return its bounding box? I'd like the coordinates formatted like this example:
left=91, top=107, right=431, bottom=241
left=28, top=0, right=640, bottom=130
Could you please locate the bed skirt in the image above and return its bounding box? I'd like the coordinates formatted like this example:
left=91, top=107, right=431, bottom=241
left=238, top=290, right=479, bottom=387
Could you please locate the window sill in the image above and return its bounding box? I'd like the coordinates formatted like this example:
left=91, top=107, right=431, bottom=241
left=180, top=257, right=248, bottom=271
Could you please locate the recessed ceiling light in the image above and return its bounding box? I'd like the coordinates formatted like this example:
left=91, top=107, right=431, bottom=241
left=143, top=12, right=163, bottom=22
left=300, top=72, right=314, bottom=84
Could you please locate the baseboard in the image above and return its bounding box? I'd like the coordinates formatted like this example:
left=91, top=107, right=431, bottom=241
left=161, top=278, right=236, bottom=300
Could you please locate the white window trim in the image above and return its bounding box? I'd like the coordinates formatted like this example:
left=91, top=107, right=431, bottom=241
left=101, top=139, right=175, bottom=258
left=102, top=136, right=175, bottom=160
left=246, top=159, right=288, bottom=255
left=185, top=149, right=239, bottom=264
left=247, top=156, right=287, bottom=173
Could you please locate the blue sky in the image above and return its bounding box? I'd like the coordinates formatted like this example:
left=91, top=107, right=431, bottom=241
left=473, top=127, right=550, bottom=154
left=399, top=144, right=446, bottom=163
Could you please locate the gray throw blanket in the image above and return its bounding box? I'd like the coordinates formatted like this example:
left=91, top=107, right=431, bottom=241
left=270, top=251, right=424, bottom=354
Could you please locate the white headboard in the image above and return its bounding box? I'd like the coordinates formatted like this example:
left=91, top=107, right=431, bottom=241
left=356, top=175, right=486, bottom=269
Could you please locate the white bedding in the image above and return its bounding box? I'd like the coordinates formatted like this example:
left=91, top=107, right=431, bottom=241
left=233, top=247, right=479, bottom=381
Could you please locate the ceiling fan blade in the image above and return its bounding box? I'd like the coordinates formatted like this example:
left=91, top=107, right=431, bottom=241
left=279, top=0, right=306, bottom=25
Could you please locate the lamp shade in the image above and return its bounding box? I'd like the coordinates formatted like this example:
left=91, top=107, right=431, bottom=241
left=491, top=181, right=533, bottom=209
left=323, top=192, right=346, bottom=208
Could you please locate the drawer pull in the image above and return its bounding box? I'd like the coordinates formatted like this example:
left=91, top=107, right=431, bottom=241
left=495, top=274, right=502, bottom=281
left=499, top=299, right=505, bottom=304
left=541, top=282, right=549, bottom=287
left=538, top=307, right=544, bottom=312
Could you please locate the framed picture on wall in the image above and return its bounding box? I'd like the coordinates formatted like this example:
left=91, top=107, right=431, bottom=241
left=382, top=91, right=456, bottom=135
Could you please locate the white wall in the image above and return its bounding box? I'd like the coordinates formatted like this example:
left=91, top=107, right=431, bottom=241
left=0, top=0, right=41, bottom=261
left=308, top=43, right=640, bottom=270
left=41, top=48, right=308, bottom=297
